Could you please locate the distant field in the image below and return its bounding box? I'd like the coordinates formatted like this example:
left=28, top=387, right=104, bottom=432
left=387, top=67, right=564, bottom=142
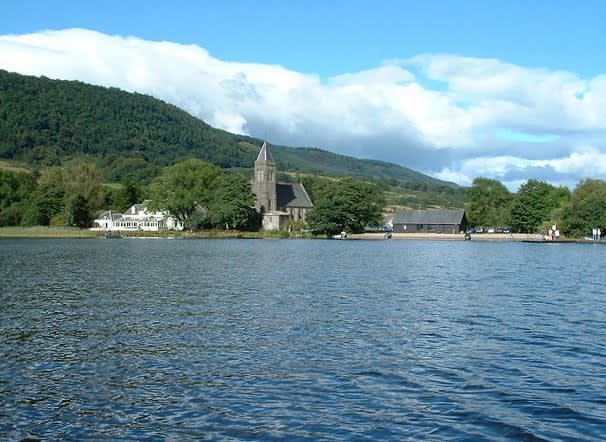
left=102, top=182, right=123, bottom=189
left=0, top=160, right=31, bottom=174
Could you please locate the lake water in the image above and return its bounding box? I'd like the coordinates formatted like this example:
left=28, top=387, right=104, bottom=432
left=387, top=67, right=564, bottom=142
left=1, top=238, right=605, bottom=441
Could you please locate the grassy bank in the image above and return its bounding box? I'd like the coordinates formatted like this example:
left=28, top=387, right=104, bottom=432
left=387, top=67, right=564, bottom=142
left=0, top=228, right=594, bottom=242
left=115, top=229, right=313, bottom=239
left=0, top=226, right=99, bottom=238
left=0, top=227, right=314, bottom=239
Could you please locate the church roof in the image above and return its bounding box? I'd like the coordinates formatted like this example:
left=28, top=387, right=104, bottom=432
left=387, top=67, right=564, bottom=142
left=277, top=183, right=314, bottom=209
left=256, top=141, right=274, bottom=161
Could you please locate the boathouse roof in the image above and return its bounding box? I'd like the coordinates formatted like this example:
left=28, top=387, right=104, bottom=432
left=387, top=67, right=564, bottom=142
left=393, top=209, right=466, bottom=225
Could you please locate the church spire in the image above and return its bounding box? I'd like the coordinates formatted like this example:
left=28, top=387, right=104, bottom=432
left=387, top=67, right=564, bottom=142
left=254, top=141, right=277, bottom=213
left=256, top=141, right=273, bottom=162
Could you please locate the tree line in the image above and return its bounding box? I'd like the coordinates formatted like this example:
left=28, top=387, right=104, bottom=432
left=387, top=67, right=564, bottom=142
left=0, top=159, right=261, bottom=231
left=4, top=159, right=605, bottom=238
left=0, top=158, right=386, bottom=236
left=467, top=177, right=606, bottom=237
left=1, top=160, right=142, bottom=228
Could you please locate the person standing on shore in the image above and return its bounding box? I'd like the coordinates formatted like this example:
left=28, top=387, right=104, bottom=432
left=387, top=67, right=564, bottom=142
left=592, top=228, right=597, bottom=240
left=598, top=228, right=602, bottom=240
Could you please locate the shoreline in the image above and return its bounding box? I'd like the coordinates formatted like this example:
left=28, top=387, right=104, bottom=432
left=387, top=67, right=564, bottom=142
left=0, top=227, right=289, bottom=240
left=350, top=232, right=540, bottom=241
left=348, top=233, right=606, bottom=245
left=1, top=227, right=604, bottom=243
left=350, top=232, right=605, bottom=243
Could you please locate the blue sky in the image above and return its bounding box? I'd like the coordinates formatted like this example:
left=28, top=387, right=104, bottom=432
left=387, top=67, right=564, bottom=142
left=1, top=0, right=606, bottom=189
left=3, top=0, right=605, bottom=78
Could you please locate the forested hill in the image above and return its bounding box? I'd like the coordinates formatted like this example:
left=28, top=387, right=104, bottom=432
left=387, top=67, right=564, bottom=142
left=0, top=69, right=454, bottom=189
left=0, top=69, right=252, bottom=181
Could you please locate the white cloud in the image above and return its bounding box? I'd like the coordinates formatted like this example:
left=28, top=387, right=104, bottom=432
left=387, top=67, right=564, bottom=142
left=1, top=28, right=606, bottom=189
left=436, top=146, right=606, bottom=191
left=433, top=168, right=473, bottom=187
left=330, top=64, right=415, bottom=86
left=408, top=54, right=606, bottom=133
left=543, top=147, right=606, bottom=176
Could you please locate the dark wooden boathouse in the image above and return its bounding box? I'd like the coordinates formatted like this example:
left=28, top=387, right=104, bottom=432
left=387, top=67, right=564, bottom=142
left=392, top=209, right=468, bottom=233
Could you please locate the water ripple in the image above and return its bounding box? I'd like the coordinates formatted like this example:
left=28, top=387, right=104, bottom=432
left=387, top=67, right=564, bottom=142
left=1, top=238, right=605, bottom=440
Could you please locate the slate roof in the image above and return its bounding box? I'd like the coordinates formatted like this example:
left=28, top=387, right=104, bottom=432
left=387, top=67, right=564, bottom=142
left=124, top=200, right=151, bottom=215
left=393, top=209, right=466, bottom=225
left=256, top=141, right=274, bottom=162
left=277, top=183, right=314, bottom=209
left=96, top=210, right=122, bottom=220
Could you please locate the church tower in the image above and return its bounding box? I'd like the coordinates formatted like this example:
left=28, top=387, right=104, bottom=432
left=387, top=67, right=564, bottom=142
left=254, top=141, right=277, bottom=213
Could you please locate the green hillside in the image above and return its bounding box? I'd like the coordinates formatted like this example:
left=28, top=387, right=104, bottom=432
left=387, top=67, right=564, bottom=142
left=0, top=69, right=467, bottom=208
left=0, top=69, right=253, bottom=182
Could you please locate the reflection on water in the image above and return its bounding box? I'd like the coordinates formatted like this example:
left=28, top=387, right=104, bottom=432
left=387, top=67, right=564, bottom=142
left=1, top=238, right=605, bottom=440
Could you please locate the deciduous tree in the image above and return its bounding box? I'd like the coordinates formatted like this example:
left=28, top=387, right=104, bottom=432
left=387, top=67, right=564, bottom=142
left=0, top=169, right=36, bottom=226
left=561, top=179, right=606, bottom=238
left=207, top=173, right=261, bottom=231
left=466, top=177, right=512, bottom=227
left=149, top=158, right=222, bottom=226
left=509, top=179, right=569, bottom=233
left=23, top=166, right=65, bottom=226
left=62, top=159, right=104, bottom=209
left=306, top=177, right=385, bottom=236
left=21, top=161, right=103, bottom=227
left=66, top=194, right=93, bottom=228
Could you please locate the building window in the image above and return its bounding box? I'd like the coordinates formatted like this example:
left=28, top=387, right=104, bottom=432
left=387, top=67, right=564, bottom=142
left=416, top=224, right=424, bottom=230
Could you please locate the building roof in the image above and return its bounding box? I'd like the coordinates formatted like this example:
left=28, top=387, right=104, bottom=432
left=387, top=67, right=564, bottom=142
left=124, top=200, right=151, bottom=215
left=95, top=210, right=123, bottom=221
left=393, top=209, right=466, bottom=225
left=256, top=141, right=274, bottom=162
left=277, top=183, right=314, bottom=209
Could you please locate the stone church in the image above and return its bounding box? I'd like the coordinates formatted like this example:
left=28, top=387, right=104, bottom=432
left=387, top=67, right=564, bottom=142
left=254, top=141, right=314, bottom=230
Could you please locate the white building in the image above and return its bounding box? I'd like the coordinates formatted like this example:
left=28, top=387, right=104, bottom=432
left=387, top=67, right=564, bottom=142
left=92, top=201, right=183, bottom=232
